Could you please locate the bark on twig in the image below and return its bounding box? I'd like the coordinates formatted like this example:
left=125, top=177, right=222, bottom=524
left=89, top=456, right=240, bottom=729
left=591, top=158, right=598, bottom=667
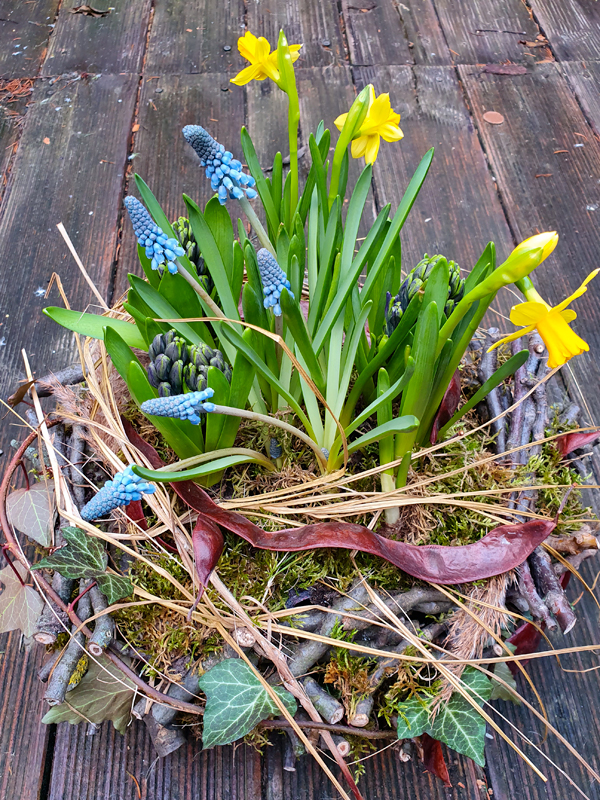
left=259, top=719, right=396, bottom=740
left=302, top=677, right=344, bottom=724
left=143, top=714, right=187, bottom=757
left=88, top=584, right=115, bottom=656
left=44, top=578, right=93, bottom=706
left=68, top=425, right=88, bottom=509
left=553, top=549, right=599, bottom=576
left=38, top=651, right=61, bottom=683
left=546, top=528, right=599, bottom=555
left=529, top=548, right=577, bottom=633
left=152, top=662, right=203, bottom=726
left=321, top=733, right=350, bottom=757
left=479, top=329, right=507, bottom=454
left=341, top=587, right=449, bottom=632
left=517, top=560, right=557, bottom=631
left=35, top=365, right=86, bottom=397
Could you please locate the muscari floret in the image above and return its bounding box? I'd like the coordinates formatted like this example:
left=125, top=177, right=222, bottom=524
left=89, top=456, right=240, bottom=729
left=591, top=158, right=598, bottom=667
left=80, top=466, right=156, bottom=522
left=147, top=330, right=232, bottom=397
left=124, top=196, right=185, bottom=275
left=182, top=125, right=258, bottom=205
left=256, top=248, right=294, bottom=317
left=141, top=388, right=215, bottom=426
left=384, top=254, right=465, bottom=336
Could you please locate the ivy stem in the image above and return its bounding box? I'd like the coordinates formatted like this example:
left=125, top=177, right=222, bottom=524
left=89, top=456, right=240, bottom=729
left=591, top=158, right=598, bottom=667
left=19, top=460, right=30, bottom=490
left=67, top=579, right=96, bottom=614
left=1, top=544, right=26, bottom=587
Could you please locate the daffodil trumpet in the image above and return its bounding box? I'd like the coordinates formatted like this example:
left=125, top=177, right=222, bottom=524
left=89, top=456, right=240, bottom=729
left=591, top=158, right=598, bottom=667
left=328, top=85, right=371, bottom=208
left=488, top=270, right=599, bottom=369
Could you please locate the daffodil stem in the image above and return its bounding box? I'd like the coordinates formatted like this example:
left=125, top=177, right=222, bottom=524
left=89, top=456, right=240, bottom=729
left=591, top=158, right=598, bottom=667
left=327, top=86, right=370, bottom=209
left=237, top=196, right=276, bottom=255
left=287, top=91, right=300, bottom=229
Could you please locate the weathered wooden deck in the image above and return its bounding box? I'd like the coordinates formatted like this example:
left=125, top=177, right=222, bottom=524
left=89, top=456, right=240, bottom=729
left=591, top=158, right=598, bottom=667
left=1, top=1, right=600, bottom=798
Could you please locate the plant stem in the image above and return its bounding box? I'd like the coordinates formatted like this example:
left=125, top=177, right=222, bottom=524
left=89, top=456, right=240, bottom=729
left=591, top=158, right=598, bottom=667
left=209, top=404, right=327, bottom=470
left=258, top=719, right=396, bottom=740
left=286, top=87, right=300, bottom=229
left=237, top=196, right=276, bottom=255
left=176, top=262, right=226, bottom=318
left=67, top=579, right=96, bottom=614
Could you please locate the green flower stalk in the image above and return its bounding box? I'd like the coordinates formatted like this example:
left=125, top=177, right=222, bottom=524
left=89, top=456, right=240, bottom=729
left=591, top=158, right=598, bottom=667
left=328, top=85, right=371, bottom=208
left=276, top=29, right=301, bottom=228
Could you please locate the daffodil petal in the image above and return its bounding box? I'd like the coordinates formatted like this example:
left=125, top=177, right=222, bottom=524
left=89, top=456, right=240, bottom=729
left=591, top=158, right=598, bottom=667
left=351, top=136, right=368, bottom=159
left=487, top=325, right=536, bottom=352
left=554, top=269, right=600, bottom=314
left=289, top=44, right=303, bottom=61
left=380, top=123, right=404, bottom=142
left=230, top=63, right=265, bottom=86
left=364, top=134, right=381, bottom=164
left=561, top=309, right=577, bottom=323
left=238, top=32, right=259, bottom=62
left=538, top=313, right=589, bottom=369
left=334, top=112, right=348, bottom=132
left=509, top=301, right=548, bottom=326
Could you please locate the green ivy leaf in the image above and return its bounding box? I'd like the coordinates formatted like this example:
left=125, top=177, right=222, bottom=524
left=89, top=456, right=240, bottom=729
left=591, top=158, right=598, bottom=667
left=394, top=667, right=493, bottom=767
left=198, top=659, right=297, bottom=749
left=41, top=654, right=136, bottom=734
left=31, top=526, right=107, bottom=580
left=430, top=669, right=493, bottom=766
left=95, top=573, right=134, bottom=605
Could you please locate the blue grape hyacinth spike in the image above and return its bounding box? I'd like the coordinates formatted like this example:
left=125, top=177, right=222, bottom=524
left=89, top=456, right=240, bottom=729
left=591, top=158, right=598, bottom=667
left=124, top=196, right=185, bottom=274
left=182, top=125, right=258, bottom=205
left=256, top=248, right=294, bottom=316
left=80, top=466, right=156, bottom=522
left=141, top=388, right=216, bottom=426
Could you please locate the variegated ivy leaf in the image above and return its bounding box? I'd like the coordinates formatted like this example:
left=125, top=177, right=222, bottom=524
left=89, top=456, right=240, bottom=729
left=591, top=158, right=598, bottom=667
left=0, top=562, right=44, bottom=637
left=31, top=526, right=107, bottom=580
left=6, top=481, right=56, bottom=547
left=95, top=573, right=133, bottom=605
left=41, top=654, right=136, bottom=734
left=394, top=667, right=493, bottom=767
left=198, top=658, right=297, bottom=749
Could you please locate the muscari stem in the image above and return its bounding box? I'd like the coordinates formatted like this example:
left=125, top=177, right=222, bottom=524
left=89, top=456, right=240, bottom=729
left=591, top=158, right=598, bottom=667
left=237, top=196, right=276, bottom=255
left=210, top=404, right=327, bottom=470
left=176, top=262, right=226, bottom=318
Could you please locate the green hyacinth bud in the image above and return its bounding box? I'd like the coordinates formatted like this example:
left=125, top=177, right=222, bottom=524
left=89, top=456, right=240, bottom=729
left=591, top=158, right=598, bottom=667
left=154, top=353, right=172, bottom=382
left=164, top=336, right=189, bottom=365
left=172, top=216, right=211, bottom=287
left=169, top=360, right=184, bottom=394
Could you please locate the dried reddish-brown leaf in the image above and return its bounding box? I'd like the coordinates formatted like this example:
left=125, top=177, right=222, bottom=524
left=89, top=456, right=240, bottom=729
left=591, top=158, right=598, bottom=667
left=555, top=430, right=600, bottom=457
left=124, top=422, right=557, bottom=587
left=192, top=515, right=224, bottom=593
left=124, top=500, right=147, bottom=531
left=7, top=379, right=35, bottom=407
left=430, top=369, right=461, bottom=444
left=421, top=733, right=451, bottom=786
left=482, top=64, right=528, bottom=75
left=69, top=5, right=111, bottom=16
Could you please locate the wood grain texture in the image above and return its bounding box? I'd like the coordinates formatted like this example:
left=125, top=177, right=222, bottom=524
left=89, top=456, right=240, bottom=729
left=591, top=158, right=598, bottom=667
left=529, top=0, right=600, bottom=62
left=41, top=0, right=152, bottom=76
left=114, top=74, right=245, bottom=299
left=341, top=0, right=413, bottom=67
left=397, top=0, right=453, bottom=66
left=48, top=719, right=262, bottom=800
left=459, top=63, right=600, bottom=422
left=353, top=65, right=514, bottom=281
left=0, top=74, right=138, bottom=436
left=247, top=0, right=346, bottom=69
left=432, top=0, right=550, bottom=64
left=0, top=0, right=60, bottom=80
left=561, top=62, right=600, bottom=139
left=145, top=0, right=245, bottom=75
left=0, top=628, right=49, bottom=800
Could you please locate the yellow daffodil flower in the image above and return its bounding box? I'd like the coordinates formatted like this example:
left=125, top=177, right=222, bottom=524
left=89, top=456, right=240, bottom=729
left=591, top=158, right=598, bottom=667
left=230, top=32, right=302, bottom=87
left=489, top=270, right=599, bottom=369
left=334, top=85, right=403, bottom=164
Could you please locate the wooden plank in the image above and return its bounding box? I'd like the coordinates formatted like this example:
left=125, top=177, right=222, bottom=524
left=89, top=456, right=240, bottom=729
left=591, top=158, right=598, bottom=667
left=353, top=65, right=514, bottom=283
left=0, top=0, right=60, bottom=80
left=145, top=0, right=245, bottom=75
left=432, top=0, right=551, bottom=64
left=0, top=628, right=49, bottom=800
left=114, top=73, right=245, bottom=299
left=529, top=0, right=600, bottom=62
left=48, top=719, right=262, bottom=800
left=0, top=74, right=138, bottom=443
left=458, top=62, right=600, bottom=421
left=397, top=0, right=453, bottom=66
left=562, top=62, right=600, bottom=140
left=247, top=0, right=346, bottom=70
left=341, top=0, right=413, bottom=67
left=41, top=0, right=152, bottom=76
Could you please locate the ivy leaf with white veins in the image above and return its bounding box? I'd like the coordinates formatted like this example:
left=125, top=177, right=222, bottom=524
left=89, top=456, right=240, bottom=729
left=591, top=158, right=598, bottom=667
left=0, top=562, right=44, bottom=637
left=95, top=573, right=134, bottom=605
left=6, top=481, right=56, bottom=547
left=393, top=668, right=493, bottom=767
left=31, top=526, right=107, bottom=580
left=198, top=658, right=297, bottom=749
left=430, top=668, right=493, bottom=766
left=41, top=654, right=136, bottom=734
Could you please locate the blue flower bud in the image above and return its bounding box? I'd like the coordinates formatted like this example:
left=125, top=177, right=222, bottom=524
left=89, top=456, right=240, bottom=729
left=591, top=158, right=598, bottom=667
left=80, top=466, right=156, bottom=522
left=256, top=249, right=294, bottom=317
left=124, top=196, right=182, bottom=276
left=182, top=125, right=258, bottom=204
left=141, top=388, right=215, bottom=425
